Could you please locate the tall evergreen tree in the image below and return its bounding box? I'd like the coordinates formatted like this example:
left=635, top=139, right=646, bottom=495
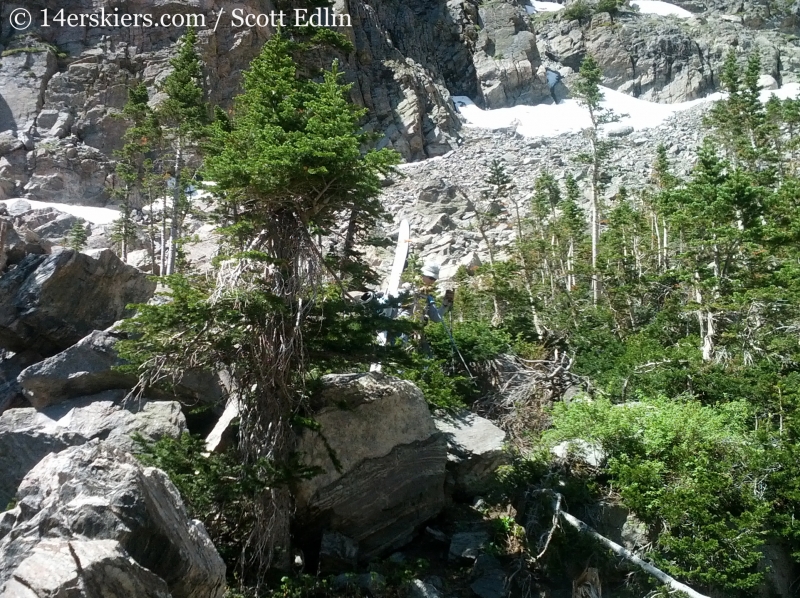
left=471, top=159, right=514, bottom=325
left=574, top=54, right=620, bottom=305
left=125, top=33, right=401, bottom=576
left=706, top=51, right=778, bottom=183
left=112, top=83, right=159, bottom=262
left=560, top=173, right=586, bottom=293
left=158, top=27, right=208, bottom=275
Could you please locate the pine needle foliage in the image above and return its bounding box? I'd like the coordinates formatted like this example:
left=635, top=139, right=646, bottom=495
left=158, top=27, right=209, bottom=275
left=543, top=396, right=767, bottom=594
left=66, top=221, right=88, bottom=251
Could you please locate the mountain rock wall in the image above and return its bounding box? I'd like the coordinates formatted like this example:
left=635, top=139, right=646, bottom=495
left=1, top=0, right=799, bottom=206
left=537, top=8, right=796, bottom=103
left=0, top=0, right=547, bottom=203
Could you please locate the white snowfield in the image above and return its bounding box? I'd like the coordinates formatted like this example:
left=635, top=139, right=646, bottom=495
left=452, top=83, right=800, bottom=139
left=525, top=1, right=565, bottom=14
left=525, top=0, right=693, bottom=17
left=6, top=199, right=120, bottom=225
left=630, top=1, right=694, bottom=18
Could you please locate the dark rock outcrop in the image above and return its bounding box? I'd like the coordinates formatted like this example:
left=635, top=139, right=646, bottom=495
left=294, top=373, right=447, bottom=560
left=0, top=248, right=155, bottom=355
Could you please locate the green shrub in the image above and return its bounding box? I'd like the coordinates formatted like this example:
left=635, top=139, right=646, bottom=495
left=1, top=47, right=45, bottom=57
left=542, top=396, right=767, bottom=595
left=424, top=319, right=511, bottom=364
left=388, top=352, right=471, bottom=411
left=595, top=0, right=623, bottom=18
left=134, top=433, right=299, bottom=577
left=563, top=0, right=594, bottom=23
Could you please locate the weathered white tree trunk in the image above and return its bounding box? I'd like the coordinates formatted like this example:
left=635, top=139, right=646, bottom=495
left=703, top=309, right=716, bottom=361
left=160, top=193, right=167, bottom=276
left=590, top=143, right=600, bottom=305
left=167, top=142, right=182, bottom=276
left=559, top=510, right=711, bottom=598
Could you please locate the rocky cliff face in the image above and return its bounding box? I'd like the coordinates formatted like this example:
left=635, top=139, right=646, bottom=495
left=0, top=0, right=549, bottom=203
left=2, top=0, right=797, bottom=208
left=536, top=7, right=796, bottom=103
left=0, top=0, right=273, bottom=205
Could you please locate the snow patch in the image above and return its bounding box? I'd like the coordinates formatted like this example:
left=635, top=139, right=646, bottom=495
left=525, top=1, right=565, bottom=14
left=5, top=199, right=120, bottom=225
left=451, top=83, right=800, bottom=139
left=760, top=83, right=800, bottom=101
left=631, top=1, right=694, bottom=18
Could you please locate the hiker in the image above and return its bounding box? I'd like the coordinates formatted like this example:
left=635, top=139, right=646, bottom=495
left=398, top=261, right=453, bottom=325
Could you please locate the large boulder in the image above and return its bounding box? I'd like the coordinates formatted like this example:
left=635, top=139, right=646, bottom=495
left=17, top=328, right=134, bottom=409
left=0, top=441, right=226, bottom=598
left=0, top=389, right=185, bottom=509
left=434, top=411, right=508, bottom=498
left=294, top=373, right=447, bottom=560
left=0, top=248, right=156, bottom=355
left=2, top=538, right=172, bottom=598
left=17, top=325, right=228, bottom=410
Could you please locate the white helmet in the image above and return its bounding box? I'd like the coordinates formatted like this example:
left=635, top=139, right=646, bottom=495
left=421, top=262, right=440, bottom=280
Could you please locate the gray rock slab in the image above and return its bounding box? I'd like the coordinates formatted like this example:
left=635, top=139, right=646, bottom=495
left=295, top=373, right=447, bottom=560
left=0, top=389, right=185, bottom=508
left=2, top=538, right=172, bottom=598
left=0, top=442, right=225, bottom=598
left=434, top=411, right=507, bottom=497
left=17, top=328, right=133, bottom=409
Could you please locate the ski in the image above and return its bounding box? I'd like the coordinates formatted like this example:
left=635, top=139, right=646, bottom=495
left=371, top=220, right=411, bottom=369
left=386, top=219, right=411, bottom=298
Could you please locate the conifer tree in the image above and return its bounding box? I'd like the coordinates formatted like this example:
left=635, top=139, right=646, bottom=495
left=473, top=159, right=513, bottom=325
left=706, top=51, right=778, bottom=182
left=530, top=172, right=561, bottom=302
left=660, top=140, right=766, bottom=361
left=112, top=83, right=158, bottom=262
left=648, top=144, right=678, bottom=271
left=780, top=96, right=800, bottom=173
left=125, top=32, right=401, bottom=575
left=110, top=204, right=137, bottom=261
left=158, top=27, right=208, bottom=275
left=560, top=173, right=586, bottom=293
left=651, top=143, right=678, bottom=191
left=574, top=54, right=620, bottom=305
left=67, top=221, right=88, bottom=251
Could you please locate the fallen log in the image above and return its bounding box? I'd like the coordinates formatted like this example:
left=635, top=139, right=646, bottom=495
left=558, top=509, right=710, bottom=598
